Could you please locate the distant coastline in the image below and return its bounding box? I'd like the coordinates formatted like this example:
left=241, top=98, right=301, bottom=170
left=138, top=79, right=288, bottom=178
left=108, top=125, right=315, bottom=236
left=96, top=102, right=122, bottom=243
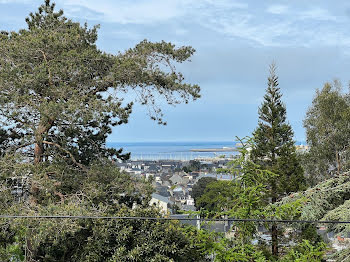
left=190, top=147, right=237, bottom=152
left=107, top=141, right=306, bottom=160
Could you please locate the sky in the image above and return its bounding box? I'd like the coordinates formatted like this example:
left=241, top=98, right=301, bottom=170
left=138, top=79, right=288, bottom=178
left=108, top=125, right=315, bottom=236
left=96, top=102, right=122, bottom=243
left=1, top=0, right=350, bottom=142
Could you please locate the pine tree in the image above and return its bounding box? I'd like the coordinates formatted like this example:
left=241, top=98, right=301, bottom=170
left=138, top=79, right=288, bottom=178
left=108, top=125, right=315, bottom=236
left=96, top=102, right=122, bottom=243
left=0, top=0, right=200, bottom=166
left=251, top=63, right=305, bottom=257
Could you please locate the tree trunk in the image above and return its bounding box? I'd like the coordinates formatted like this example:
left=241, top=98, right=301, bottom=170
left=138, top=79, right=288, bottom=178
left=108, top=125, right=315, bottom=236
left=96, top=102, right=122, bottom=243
left=34, top=140, right=44, bottom=164
left=271, top=224, right=278, bottom=256
left=271, top=196, right=278, bottom=257
left=34, top=118, right=54, bottom=164
left=335, top=149, right=341, bottom=174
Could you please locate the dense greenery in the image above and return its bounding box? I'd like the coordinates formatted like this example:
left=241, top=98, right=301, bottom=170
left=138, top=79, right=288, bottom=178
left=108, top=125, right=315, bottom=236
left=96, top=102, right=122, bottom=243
left=0, top=0, right=200, bottom=166
left=251, top=64, right=305, bottom=197
left=191, top=177, right=216, bottom=208
left=0, top=1, right=207, bottom=261
left=0, top=158, right=208, bottom=261
left=0, top=1, right=349, bottom=261
left=303, top=81, right=350, bottom=185
left=193, top=139, right=322, bottom=261
left=251, top=64, right=305, bottom=256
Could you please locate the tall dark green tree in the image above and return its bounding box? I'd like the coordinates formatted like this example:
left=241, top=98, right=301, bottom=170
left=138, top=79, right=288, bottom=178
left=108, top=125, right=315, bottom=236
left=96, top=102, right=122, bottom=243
left=0, top=0, right=200, bottom=167
left=0, top=1, right=206, bottom=260
left=251, top=63, right=305, bottom=257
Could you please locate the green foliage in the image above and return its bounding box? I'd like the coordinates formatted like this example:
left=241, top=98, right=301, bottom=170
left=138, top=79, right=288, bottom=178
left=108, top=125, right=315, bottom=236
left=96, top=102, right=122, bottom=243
left=182, top=225, right=267, bottom=262
left=197, top=138, right=276, bottom=251
left=196, top=180, right=237, bottom=212
left=322, top=199, right=350, bottom=236
left=298, top=224, right=324, bottom=246
left=0, top=0, right=200, bottom=165
left=0, top=227, right=26, bottom=262
left=265, top=198, right=306, bottom=221
left=0, top=1, right=206, bottom=260
left=329, top=248, right=350, bottom=262
left=250, top=63, right=305, bottom=258
left=278, top=240, right=327, bottom=262
left=277, top=172, right=350, bottom=247
left=183, top=160, right=201, bottom=173
left=251, top=63, right=305, bottom=199
left=278, top=173, right=350, bottom=222
left=303, top=81, right=350, bottom=184
left=212, top=241, right=267, bottom=262
left=197, top=138, right=274, bottom=219
left=196, top=136, right=313, bottom=260
left=0, top=156, right=208, bottom=261
left=191, top=177, right=217, bottom=208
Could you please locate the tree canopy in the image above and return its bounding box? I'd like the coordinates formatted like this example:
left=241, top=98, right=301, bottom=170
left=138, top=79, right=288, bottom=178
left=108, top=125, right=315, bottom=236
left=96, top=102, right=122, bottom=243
left=303, top=81, right=350, bottom=184
left=191, top=176, right=216, bottom=208
left=0, top=1, right=343, bottom=260
left=0, top=0, right=200, bottom=166
left=0, top=1, right=207, bottom=260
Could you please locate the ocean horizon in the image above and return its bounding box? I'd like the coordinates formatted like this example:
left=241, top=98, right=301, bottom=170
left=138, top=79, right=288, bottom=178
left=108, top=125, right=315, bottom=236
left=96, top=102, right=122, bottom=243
left=107, top=141, right=307, bottom=160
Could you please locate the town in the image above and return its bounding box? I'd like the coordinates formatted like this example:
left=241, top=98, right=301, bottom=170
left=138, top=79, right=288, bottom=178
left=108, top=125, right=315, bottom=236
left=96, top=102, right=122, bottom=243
left=117, top=157, right=234, bottom=213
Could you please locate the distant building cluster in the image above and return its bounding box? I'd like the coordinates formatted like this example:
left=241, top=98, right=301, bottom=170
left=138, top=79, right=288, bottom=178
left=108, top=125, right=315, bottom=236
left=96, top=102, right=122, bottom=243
left=117, top=158, right=234, bottom=214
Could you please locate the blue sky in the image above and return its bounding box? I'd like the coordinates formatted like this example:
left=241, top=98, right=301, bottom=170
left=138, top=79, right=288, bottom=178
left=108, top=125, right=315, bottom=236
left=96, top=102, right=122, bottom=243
left=1, top=0, right=350, bottom=142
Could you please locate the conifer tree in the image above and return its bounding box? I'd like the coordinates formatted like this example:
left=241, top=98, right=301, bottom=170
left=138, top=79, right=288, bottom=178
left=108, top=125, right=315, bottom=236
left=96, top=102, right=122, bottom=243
left=251, top=63, right=305, bottom=257
left=0, top=2, right=206, bottom=260
left=0, top=0, right=200, bottom=167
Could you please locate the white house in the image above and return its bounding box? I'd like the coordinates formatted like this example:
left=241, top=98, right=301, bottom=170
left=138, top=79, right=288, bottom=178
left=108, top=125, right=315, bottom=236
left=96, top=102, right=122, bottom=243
left=150, top=193, right=174, bottom=214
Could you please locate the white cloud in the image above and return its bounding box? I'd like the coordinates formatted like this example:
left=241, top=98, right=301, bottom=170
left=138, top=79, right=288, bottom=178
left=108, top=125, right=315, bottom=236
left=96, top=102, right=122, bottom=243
left=300, top=8, right=338, bottom=21
left=201, top=0, right=248, bottom=9
left=60, top=0, right=189, bottom=24
left=187, top=3, right=350, bottom=49
left=200, top=15, right=295, bottom=47
left=59, top=0, right=248, bottom=24
left=55, top=0, right=350, bottom=52
left=266, top=5, right=289, bottom=15
left=0, top=0, right=32, bottom=3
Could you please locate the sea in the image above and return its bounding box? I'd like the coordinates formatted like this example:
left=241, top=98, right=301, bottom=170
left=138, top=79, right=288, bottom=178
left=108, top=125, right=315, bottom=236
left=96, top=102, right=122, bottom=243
left=107, top=141, right=307, bottom=161
left=107, top=141, right=239, bottom=160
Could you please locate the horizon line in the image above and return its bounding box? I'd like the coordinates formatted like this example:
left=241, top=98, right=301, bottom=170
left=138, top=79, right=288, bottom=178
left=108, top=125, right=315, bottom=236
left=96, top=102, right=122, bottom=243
left=106, top=140, right=307, bottom=143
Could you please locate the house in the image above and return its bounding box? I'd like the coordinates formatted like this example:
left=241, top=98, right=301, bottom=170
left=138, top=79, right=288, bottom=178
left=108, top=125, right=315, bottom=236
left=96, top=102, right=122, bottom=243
left=150, top=193, right=174, bottom=214
left=155, top=185, right=171, bottom=198
left=170, top=173, right=183, bottom=185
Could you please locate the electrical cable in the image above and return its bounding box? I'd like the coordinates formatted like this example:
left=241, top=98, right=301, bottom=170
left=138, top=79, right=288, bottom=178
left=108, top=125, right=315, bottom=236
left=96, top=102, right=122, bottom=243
left=0, top=215, right=349, bottom=224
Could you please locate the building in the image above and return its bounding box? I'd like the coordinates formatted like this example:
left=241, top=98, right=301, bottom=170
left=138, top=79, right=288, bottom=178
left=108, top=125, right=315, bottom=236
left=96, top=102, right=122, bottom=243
left=150, top=193, right=174, bottom=214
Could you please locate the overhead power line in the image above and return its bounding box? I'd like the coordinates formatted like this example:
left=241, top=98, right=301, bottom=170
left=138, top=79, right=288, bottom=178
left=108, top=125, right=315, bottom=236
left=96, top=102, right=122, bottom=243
left=0, top=215, right=349, bottom=224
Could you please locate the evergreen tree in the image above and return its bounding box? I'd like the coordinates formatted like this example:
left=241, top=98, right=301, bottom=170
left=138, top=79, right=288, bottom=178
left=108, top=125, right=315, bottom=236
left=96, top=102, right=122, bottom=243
left=251, top=63, right=305, bottom=257
left=0, top=0, right=200, bottom=166
left=0, top=1, right=206, bottom=260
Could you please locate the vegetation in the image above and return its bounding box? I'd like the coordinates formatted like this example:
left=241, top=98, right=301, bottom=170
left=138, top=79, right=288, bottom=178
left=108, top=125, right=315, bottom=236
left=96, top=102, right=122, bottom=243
left=0, top=1, right=207, bottom=261
left=191, top=177, right=217, bottom=208
left=183, top=160, right=202, bottom=173
left=251, top=64, right=305, bottom=257
left=193, top=139, right=322, bottom=261
left=303, top=81, right=350, bottom=185
left=0, top=0, right=200, bottom=166
left=0, top=1, right=349, bottom=261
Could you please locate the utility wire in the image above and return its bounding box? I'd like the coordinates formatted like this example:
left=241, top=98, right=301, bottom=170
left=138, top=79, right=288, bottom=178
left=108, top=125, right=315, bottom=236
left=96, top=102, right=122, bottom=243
left=0, top=215, right=349, bottom=224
